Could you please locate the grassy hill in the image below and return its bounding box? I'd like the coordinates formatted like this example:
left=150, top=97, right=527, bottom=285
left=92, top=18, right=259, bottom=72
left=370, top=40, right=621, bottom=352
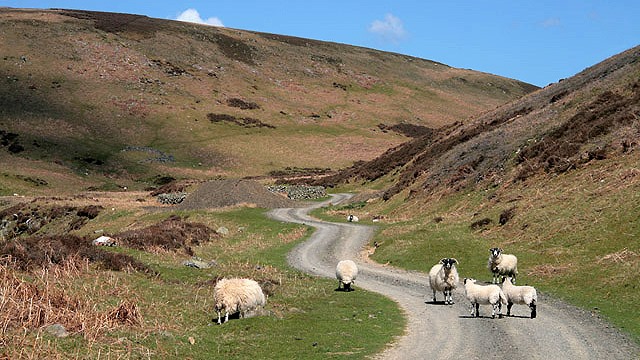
left=0, top=8, right=536, bottom=196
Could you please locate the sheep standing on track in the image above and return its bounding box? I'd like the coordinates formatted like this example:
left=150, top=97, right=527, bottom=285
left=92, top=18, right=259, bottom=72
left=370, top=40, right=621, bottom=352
left=336, top=260, right=358, bottom=291
left=488, top=247, right=518, bottom=284
left=428, top=258, right=459, bottom=305
left=214, top=278, right=266, bottom=324
left=502, top=276, right=537, bottom=318
left=463, top=278, right=507, bottom=318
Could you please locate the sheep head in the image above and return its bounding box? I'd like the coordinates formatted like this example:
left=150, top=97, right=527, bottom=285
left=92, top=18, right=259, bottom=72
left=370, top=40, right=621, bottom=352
left=439, top=258, right=458, bottom=270
left=489, top=247, right=503, bottom=258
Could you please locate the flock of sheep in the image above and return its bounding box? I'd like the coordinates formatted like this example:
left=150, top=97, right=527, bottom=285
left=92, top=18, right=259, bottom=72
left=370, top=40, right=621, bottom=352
left=212, top=247, right=536, bottom=325
left=429, top=247, right=537, bottom=319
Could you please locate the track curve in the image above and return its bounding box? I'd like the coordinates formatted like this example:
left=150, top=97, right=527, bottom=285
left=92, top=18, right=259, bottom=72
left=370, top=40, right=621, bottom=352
left=269, top=194, right=640, bottom=359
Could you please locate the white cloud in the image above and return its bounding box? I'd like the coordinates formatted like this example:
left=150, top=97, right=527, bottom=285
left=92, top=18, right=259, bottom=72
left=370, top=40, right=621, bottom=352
left=176, top=8, right=224, bottom=27
left=540, top=17, right=561, bottom=28
left=368, top=14, right=407, bottom=43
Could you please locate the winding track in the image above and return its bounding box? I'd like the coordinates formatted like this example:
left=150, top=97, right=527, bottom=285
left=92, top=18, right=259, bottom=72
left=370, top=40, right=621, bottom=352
left=269, top=194, right=640, bottom=359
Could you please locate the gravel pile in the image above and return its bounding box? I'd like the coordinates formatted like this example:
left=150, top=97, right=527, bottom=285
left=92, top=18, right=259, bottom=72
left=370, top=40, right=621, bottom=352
left=177, top=179, right=299, bottom=210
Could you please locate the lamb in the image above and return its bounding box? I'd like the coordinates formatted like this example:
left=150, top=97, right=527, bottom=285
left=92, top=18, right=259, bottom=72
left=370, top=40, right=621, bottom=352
left=336, top=259, right=358, bottom=291
left=347, top=214, right=359, bottom=222
left=463, top=278, right=507, bottom=318
left=502, top=276, right=537, bottom=318
left=428, top=258, right=459, bottom=305
left=488, top=247, right=518, bottom=284
left=214, top=278, right=266, bottom=324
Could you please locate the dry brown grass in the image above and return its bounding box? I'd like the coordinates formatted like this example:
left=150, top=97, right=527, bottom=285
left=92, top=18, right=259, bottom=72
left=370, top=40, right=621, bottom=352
left=115, top=214, right=219, bottom=255
left=597, top=248, right=639, bottom=265
left=525, top=263, right=575, bottom=278
left=0, top=258, right=142, bottom=358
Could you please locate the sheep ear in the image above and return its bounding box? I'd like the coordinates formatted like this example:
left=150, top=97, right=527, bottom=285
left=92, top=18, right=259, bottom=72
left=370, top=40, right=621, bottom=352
left=439, top=258, right=447, bottom=264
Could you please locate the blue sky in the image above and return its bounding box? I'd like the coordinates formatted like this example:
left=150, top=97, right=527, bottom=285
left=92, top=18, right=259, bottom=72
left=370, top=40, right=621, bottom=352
left=3, top=1, right=639, bottom=87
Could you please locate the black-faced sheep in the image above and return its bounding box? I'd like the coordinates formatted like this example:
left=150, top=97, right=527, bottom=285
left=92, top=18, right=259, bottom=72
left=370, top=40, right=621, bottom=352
left=463, top=278, right=507, bottom=319
left=336, top=259, right=358, bottom=291
left=488, top=247, right=518, bottom=284
left=428, top=258, right=459, bottom=305
left=214, top=278, right=266, bottom=324
left=502, top=276, right=537, bottom=318
left=347, top=214, right=359, bottom=222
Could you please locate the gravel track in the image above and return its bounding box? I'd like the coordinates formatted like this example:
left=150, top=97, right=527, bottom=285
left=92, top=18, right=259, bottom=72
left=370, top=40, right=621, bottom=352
left=269, top=194, right=640, bottom=359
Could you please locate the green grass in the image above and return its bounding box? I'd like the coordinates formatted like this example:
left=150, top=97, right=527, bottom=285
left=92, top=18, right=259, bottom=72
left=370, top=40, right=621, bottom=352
left=9, top=206, right=404, bottom=359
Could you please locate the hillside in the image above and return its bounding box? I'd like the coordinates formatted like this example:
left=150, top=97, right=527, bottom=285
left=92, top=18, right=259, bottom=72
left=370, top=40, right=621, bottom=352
left=0, top=8, right=536, bottom=195
left=311, top=45, right=640, bottom=199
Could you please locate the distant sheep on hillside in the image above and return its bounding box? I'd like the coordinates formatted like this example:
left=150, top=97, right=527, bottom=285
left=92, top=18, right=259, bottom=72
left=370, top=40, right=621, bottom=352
left=347, top=214, right=359, bottom=222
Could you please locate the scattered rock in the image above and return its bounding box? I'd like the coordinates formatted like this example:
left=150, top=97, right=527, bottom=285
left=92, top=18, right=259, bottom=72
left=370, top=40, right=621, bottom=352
left=44, top=323, right=69, bottom=338
left=182, top=257, right=216, bottom=269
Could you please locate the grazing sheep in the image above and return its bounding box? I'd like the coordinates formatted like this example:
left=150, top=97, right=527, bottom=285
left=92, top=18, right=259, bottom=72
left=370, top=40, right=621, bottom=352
left=214, top=278, right=266, bottom=324
left=463, top=278, right=507, bottom=318
left=347, top=214, right=359, bottom=222
left=488, top=247, right=518, bottom=284
left=428, top=258, right=459, bottom=305
left=502, top=277, right=537, bottom=318
left=336, top=260, right=358, bottom=291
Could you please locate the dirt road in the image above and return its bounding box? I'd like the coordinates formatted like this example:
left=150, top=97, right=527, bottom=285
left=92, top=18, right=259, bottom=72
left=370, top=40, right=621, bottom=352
left=269, top=194, right=639, bottom=359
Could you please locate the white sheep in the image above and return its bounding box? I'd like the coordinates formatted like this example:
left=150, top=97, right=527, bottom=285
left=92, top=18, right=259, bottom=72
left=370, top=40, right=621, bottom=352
left=428, top=258, right=459, bottom=305
left=347, top=214, right=359, bottom=222
left=488, top=247, right=518, bottom=284
left=463, top=278, right=507, bottom=318
left=502, top=276, right=537, bottom=318
left=214, top=278, right=266, bottom=324
left=336, top=260, right=358, bottom=291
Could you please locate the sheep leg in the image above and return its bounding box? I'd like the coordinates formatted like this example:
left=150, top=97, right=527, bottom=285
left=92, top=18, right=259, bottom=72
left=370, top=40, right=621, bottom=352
left=530, top=301, right=537, bottom=319
left=432, top=289, right=437, bottom=303
left=474, top=303, right=480, bottom=317
left=497, top=302, right=503, bottom=319
left=507, top=302, right=513, bottom=316
left=224, top=310, right=229, bottom=323
left=217, top=310, right=222, bottom=324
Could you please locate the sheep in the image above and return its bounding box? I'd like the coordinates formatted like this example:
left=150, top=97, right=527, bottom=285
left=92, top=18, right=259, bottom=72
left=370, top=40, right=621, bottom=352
left=336, top=260, right=358, bottom=291
left=347, top=214, right=359, bottom=222
left=214, top=278, right=266, bottom=324
left=463, top=278, right=507, bottom=318
left=502, top=276, right=537, bottom=318
left=488, top=247, right=518, bottom=284
left=428, top=258, right=459, bottom=305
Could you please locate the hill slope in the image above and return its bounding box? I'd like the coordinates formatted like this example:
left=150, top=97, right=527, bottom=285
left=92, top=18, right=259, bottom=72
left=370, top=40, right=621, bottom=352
left=0, top=8, right=536, bottom=194
left=312, top=45, right=640, bottom=199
